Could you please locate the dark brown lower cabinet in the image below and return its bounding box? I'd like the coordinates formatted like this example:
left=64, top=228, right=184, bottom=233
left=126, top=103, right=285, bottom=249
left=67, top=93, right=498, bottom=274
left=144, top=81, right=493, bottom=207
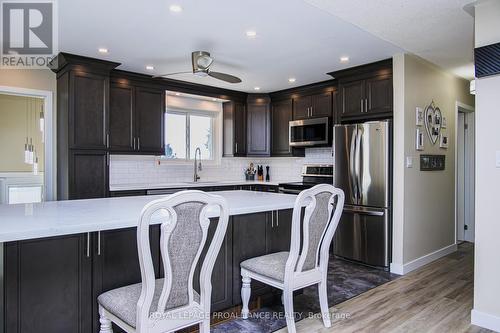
left=4, top=234, right=93, bottom=333
left=232, top=212, right=272, bottom=304
left=68, top=150, right=109, bottom=200
left=92, top=226, right=161, bottom=333
left=266, top=209, right=293, bottom=253
left=193, top=218, right=234, bottom=312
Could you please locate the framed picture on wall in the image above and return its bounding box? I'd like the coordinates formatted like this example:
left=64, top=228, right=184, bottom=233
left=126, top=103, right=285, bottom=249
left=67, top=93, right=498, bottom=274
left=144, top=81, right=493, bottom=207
left=440, top=133, right=449, bottom=149
left=441, top=116, right=447, bottom=128
left=416, top=107, right=424, bottom=126
left=416, top=128, right=424, bottom=151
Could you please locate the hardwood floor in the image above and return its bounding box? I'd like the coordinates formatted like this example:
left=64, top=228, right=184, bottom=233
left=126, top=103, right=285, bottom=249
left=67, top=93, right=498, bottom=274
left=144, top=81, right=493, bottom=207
left=278, top=242, right=492, bottom=333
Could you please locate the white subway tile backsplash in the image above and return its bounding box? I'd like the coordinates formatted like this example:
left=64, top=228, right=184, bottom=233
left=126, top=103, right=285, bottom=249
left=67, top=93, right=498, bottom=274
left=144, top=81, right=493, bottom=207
left=109, top=147, right=333, bottom=186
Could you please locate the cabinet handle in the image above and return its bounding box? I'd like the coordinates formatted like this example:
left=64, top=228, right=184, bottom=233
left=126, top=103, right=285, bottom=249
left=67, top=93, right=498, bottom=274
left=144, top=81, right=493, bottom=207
left=133, top=137, right=136, bottom=150
left=310, top=106, right=313, bottom=117
left=86, top=232, right=90, bottom=258
left=97, top=231, right=101, bottom=256
left=276, top=211, right=279, bottom=227
left=235, top=142, right=238, bottom=154
left=365, top=98, right=368, bottom=113
left=138, top=137, right=141, bottom=150
left=360, top=99, right=364, bottom=113
left=271, top=211, right=274, bottom=228
left=106, top=134, right=109, bottom=148
left=106, top=153, right=109, bottom=166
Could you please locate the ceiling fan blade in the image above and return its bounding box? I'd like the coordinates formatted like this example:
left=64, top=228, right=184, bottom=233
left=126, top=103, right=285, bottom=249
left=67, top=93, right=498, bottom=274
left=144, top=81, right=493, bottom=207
left=152, top=71, right=192, bottom=78
left=208, top=71, right=242, bottom=84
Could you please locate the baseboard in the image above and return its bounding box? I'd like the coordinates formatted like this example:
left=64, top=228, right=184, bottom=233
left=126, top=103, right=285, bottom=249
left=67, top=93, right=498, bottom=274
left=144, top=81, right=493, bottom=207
left=472, top=309, right=500, bottom=332
left=390, top=243, right=457, bottom=275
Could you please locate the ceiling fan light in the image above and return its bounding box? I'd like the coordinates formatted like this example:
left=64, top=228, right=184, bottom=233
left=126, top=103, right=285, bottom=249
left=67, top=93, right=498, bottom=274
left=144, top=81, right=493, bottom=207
left=196, top=55, right=213, bottom=70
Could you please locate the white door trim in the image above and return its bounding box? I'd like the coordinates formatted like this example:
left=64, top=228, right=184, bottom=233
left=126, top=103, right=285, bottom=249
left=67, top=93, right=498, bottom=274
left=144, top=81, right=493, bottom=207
left=0, top=85, right=55, bottom=201
left=454, top=101, right=475, bottom=244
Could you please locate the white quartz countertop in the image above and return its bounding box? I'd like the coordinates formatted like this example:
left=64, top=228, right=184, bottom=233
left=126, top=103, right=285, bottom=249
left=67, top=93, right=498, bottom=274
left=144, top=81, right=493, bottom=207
left=109, top=180, right=293, bottom=191
left=0, top=190, right=297, bottom=242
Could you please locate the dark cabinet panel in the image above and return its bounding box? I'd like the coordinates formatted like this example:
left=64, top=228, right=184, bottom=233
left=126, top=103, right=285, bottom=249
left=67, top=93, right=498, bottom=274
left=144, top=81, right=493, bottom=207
left=193, top=218, right=233, bottom=312
left=232, top=212, right=271, bottom=304
left=247, top=95, right=271, bottom=156
left=135, top=88, right=165, bottom=154
left=366, top=75, right=393, bottom=115
left=271, top=99, right=293, bottom=156
left=340, top=80, right=365, bottom=117
left=4, top=234, right=92, bottom=333
left=293, top=95, right=312, bottom=120
left=223, top=101, right=247, bottom=157
left=293, top=93, right=333, bottom=120
left=70, top=71, right=108, bottom=150
left=69, top=150, right=108, bottom=199
left=92, top=227, right=160, bottom=333
left=311, top=92, right=333, bottom=118
left=109, top=83, right=134, bottom=151
left=266, top=210, right=293, bottom=254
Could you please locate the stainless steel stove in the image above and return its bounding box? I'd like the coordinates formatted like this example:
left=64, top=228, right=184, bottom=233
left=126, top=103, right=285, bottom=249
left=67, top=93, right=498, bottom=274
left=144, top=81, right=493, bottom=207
left=278, top=164, right=333, bottom=194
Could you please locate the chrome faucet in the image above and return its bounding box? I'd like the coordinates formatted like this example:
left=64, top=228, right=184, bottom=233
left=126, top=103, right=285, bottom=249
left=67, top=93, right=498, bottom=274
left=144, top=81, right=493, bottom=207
left=194, top=147, right=202, bottom=182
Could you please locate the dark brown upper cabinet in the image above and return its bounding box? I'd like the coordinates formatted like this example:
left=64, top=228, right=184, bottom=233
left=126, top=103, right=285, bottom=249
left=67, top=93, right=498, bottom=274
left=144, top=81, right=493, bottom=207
left=223, top=101, right=247, bottom=157
left=109, top=81, right=165, bottom=155
left=69, top=71, right=109, bottom=150
left=134, top=87, right=165, bottom=154
left=109, top=83, right=134, bottom=152
left=330, top=59, right=393, bottom=120
left=246, top=94, right=271, bottom=157
left=293, top=92, right=333, bottom=120
left=271, top=99, right=304, bottom=157
left=271, top=99, right=293, bottom=156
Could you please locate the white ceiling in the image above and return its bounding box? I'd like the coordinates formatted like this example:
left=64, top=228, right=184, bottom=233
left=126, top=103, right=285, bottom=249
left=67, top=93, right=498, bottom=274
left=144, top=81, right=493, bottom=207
left=58, top=0, right=474, bottom=93
left=304, top=0, right=475, bottom=79
left=58, top=0, right=402, bottom=93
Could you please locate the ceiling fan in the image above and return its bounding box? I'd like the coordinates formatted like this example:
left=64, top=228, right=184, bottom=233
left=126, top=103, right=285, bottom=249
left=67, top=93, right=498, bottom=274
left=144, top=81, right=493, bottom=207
left=154, top=51, right=242, bottom=84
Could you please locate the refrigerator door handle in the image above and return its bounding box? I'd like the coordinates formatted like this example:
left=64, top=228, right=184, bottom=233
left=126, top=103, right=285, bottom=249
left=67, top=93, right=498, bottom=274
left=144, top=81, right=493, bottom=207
left=349, top=128, right=358, bottom=203
left=354, top=125, right=363, bottom=203
left=343, top=206, right=385, bottom=216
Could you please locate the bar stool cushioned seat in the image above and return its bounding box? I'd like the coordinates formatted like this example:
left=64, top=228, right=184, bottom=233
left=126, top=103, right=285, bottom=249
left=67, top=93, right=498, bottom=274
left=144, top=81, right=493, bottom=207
left=240, top=251, right=289, bottom=282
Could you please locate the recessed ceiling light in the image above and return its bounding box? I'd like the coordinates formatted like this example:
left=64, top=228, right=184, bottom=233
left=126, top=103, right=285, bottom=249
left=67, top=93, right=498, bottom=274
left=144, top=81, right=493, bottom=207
left=288, top=77, right=296, bottom=83
left=340, top=56, right=349, bottom=63
left=254, top=87, right=260, bottom=91
left=146, top=65, right=154, bottom=71
left=175, top=92, right=181, bottom=96
left=212, top=98, right=217, bottom=101
left=246, top=30, right=257, bottom=38
left=169, top=4, right=182, bottom=13
left=98, top=48, right=108, bottom=54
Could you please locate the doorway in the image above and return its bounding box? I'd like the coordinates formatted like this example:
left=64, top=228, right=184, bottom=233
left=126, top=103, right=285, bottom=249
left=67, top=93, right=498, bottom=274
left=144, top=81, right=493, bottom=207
left=456, top=102, right=475, bottom=242
left=0, top=86, right=54, bottom=202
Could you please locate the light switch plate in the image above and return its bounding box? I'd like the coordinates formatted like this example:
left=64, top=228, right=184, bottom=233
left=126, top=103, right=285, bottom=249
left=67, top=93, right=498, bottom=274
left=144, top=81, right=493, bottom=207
left=406, top=156, right=413, bottom=168
left=496, top=151, right=500, bottom=168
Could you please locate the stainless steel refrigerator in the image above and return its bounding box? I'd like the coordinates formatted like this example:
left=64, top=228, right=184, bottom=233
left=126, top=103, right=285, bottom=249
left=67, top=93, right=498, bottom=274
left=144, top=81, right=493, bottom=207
left=333, top=120, right=391, bottom=268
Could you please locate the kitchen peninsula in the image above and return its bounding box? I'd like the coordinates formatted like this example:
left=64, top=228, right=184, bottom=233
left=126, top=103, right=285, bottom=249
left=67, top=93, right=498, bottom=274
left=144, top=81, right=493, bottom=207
left=0, top=190, right=297, bottom=333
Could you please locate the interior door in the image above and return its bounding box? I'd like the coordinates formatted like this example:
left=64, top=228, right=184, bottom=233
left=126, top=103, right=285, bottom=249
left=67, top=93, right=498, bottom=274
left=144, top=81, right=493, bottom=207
left=334, top=124, right=358, bottom=205
left=358, top=121, right=390, bottom=208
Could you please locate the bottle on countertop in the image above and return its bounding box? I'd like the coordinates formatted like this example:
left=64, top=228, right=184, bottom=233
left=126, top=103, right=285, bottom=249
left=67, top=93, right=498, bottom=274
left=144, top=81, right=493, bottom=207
left=265, top=165, right=270, bottom=182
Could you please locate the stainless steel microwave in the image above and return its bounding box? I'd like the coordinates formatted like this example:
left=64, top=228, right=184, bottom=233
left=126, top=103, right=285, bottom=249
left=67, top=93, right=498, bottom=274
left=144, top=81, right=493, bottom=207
left=289, top=117, right=329, bottom=147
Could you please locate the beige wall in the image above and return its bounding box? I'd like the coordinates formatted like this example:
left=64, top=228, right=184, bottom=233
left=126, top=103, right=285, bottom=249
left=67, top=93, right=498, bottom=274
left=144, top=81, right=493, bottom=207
left=472, top=1, right=500, bottom=330
left=0, top=69, right=56, bottom=93
left=0, top=95, right=44, bottom=172
left=392, top=54, right=474, bottom=270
